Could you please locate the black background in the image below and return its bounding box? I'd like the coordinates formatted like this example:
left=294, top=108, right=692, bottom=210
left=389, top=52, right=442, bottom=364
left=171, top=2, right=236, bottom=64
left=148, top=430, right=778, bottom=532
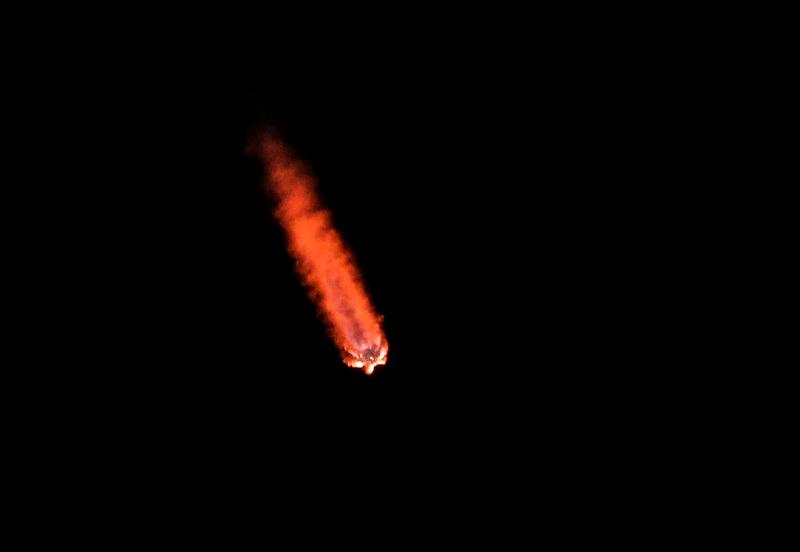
left=4, top=9, right=780, bottom=542
left=114, top=61, right=678, bottom=457
left=15, top=19, right=735, bottom=516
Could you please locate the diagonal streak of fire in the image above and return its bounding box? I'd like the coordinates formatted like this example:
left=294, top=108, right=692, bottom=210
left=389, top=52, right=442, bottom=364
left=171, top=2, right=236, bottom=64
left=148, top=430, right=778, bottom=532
left=254, top=133, right=388, bottom=375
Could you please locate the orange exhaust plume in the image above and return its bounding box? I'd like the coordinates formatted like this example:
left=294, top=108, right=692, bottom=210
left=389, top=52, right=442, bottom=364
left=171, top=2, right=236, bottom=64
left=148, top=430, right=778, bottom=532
left=254, top=132, right=388, bottom=375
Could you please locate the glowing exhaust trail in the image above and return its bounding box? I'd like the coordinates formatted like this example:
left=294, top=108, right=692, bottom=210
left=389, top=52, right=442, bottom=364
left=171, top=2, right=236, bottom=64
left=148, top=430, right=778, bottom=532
left=254, top=132, right=388, bottom=375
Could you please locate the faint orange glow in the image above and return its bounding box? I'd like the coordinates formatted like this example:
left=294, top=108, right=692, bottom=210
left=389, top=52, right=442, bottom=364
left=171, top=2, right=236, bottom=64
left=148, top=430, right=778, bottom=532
left=254, top=132, right=388, bottom=375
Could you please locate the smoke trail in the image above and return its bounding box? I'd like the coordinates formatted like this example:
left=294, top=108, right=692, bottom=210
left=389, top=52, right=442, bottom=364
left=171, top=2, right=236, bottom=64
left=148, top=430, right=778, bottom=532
left=254, top=132, right=388, bottom=375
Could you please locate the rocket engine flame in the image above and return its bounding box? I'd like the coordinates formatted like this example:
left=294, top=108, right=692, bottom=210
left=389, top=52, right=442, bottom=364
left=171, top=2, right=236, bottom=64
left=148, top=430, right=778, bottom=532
left=254, top=132, right=388, bottom=375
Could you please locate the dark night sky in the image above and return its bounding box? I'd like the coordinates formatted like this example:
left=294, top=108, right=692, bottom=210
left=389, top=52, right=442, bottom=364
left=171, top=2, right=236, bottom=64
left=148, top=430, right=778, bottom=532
left=16, top=20, right=736, bottom=512
left=105, top=59, right=685, bottom=451
left=4, top=7, right=779, bottom=542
